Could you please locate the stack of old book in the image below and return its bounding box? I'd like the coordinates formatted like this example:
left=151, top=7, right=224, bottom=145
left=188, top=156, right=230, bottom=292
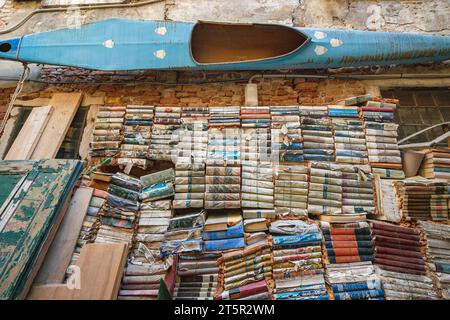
left=173, top=163, right=206, bottom=209
left=209, top=106, right=240, bottom=128
left=364, top=121, right=401, bottom=167
left=161, top=210, right=206, bottom=257
left=375, top=266, right=437, bottom=300
left=133, top=199, right=173, bottom=261
left=394, top=177, right=449, bottom=221
left=96, top=173, right=140, bottom=245
left=148, top=106, right=182, bottom=161
left=118, top=105, right=154, bottom=168
left=119, top=173, right=175, bottom=301
left=308, top=162, right=343, bottom=217
left=216, top=240, right=272, bottom=300
left=321, top=222, right=374, bottom=264
left=301, top=117, right=334, bottom=162
left=419, top=148, right=450, bottom=182
left=241, top=126, right=273, bottom=210
left=176, top=107, right=209, bottom=164
left=341, top=164, right=375, bottom=216
left=332, top=118, right=368, bottom=164
left=360, top=99, right=395, bottom=122
left=270, top=220, right=327, bottom=300
left=326, top=262, right=384, bottom=300
left=372, top=222, right=426, bottom=276
left=118, top=257, right=174, bottom=300
left=274, top=164, right=309, bottom=217
left=240, top=106, right=271, bottom=128
left=120, top=208, right=173, bottom=301
left=420, top=221, right=450, bottom=299
left=67, top=189, right=105, bottom=268
left=181, top=107, right=209, bottom=130
left=173, top=253, right=220, bottom=300
left=203, top=212, right=245, bottom=252
left=271, top=106, right=304, bottom=163
left=205, top=128, right=241, bottom=209
left=173, top=108, right=208, bottom=209
left=241, top=128, right=272, bottom=163
left=241, top=161, right=274, bottom=211
left=360, top=102, right=403, bottom=178
left=89, top=106, right=124, bottom=161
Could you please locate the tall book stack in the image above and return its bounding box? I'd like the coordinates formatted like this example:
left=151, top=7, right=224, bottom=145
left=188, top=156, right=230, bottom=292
left=271, top=106, right=304, bottom=162
left=301, top=116, right=334, bottom=162
left=89, top=106, right=124, bottom=163
left=394, top=177, right=449, bottom=221
left=148, top=106, right=182, bottom=161
left=270, top=220, right=327, bottom=300
left=173, top=107, right=209, bottom=209
left=118, top=105, right=154, bottom=168
left=205, top=128, right=241, bottom=209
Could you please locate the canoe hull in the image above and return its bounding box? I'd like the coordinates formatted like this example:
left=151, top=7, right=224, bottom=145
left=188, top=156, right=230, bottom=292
left=0, top=18, right=449, bottom=71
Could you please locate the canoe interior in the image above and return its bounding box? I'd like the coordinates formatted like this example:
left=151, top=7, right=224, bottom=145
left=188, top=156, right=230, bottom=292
left=191, top=23, right=308, bottom=64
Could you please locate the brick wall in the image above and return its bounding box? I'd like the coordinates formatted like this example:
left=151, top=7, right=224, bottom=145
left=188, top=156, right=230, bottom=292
left=14, top=76, right=367, bottom=109
left=0, top=87, right=13, bottom=121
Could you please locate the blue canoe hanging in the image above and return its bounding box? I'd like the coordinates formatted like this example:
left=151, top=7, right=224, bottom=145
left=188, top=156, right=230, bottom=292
left=0, top=18, right=449, bottom=71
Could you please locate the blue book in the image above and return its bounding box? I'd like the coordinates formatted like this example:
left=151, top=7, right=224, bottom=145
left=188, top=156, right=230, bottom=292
left=203, top=237, right=245, bottom=252
left=273, top=233, right=322, bottom=246
left=304, top=154, right=335, bottom=161
left=203, top=222, right=244, bottom=240
left=107, top=194, right=139, bottom=211
left=435, top=262, right=450, bottom=273
left=124, top=120, right=152, bottom=125
left=281, top=143, right=303, bottom=150
left=282, top=154, right=305, bottom=162
left=276, top=294, right=329, bottom=300
left=332, top=280, right=381, bottom=293
left=334, top=289, right=384, bottom=300
left=274, top=289, right=328, bottom=299
left=304, top=149, right=333, bottom=155
left=140, top=181, right=174, bottom=201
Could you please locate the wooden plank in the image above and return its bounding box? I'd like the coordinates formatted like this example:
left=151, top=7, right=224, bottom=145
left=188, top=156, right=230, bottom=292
left=17, top=187, right=75, bottom=300
left=34, top=187, right=94, bottom=284
left=13, top=98, right=51, bottom=107
left=28, top=243, right=128, bottom=300
left=72, top=242, right=128, bottom=299
left=4, top=106, right=53, bottom=160
left=81, top=94, right=104, bottom=107
left=30, top=92, right=83, bottom=159
left=0, top=159, right=83, bottom=299
left=0, top=107, right=21, bottom=159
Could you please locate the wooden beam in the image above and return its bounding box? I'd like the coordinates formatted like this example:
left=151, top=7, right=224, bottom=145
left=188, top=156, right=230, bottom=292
left=4, top=106, right=53, bottom=160
left=0, top=107, right=21, bottom=159
left=28, top=243, right=128, bottom=300
left=30, top=92, right=83, bottom=160
left=34, top=187, right=94, bottom=284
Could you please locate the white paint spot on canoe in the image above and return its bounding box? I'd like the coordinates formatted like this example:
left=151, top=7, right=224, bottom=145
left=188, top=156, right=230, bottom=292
left=314, top=45, right=328, bottom=55
left=330, top=38, right=344, bottom=47
left=154, top=49, right=166, bottom=59
left=103, top=39, right=114, bottom=49
left=314, top=31, right=327, bottom=40
left=155, top=27, right=167, bottom=36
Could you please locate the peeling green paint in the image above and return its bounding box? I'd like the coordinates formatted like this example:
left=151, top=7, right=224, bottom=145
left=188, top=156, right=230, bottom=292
left=0, top=230, right=24, bottom=246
